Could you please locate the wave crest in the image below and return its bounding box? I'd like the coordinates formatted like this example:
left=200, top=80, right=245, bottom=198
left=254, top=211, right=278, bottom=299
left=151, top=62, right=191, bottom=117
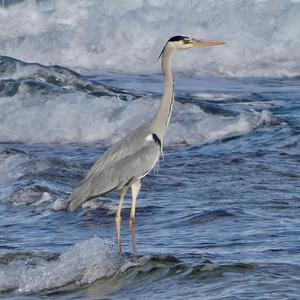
left=0, top=0, right=300, bottom=77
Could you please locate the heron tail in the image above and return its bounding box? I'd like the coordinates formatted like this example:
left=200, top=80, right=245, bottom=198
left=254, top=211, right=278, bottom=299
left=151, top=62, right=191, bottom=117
left=67, top=174, right=117, bottom=212
left=67, top=195, right=83, bottom=212
left=67, top=161, right=122, bottom=212
left=67, top=180, right=93, bottom=212
left=67, top=192, right=86, bottom=212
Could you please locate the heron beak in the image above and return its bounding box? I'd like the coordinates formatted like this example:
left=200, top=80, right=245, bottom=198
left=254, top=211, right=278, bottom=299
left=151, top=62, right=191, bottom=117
left=191, top=39, right=225, bottom=48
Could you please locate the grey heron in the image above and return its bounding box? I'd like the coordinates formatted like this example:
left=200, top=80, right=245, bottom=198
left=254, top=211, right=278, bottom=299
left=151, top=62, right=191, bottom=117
left=67, top=36, right=225, bottom=253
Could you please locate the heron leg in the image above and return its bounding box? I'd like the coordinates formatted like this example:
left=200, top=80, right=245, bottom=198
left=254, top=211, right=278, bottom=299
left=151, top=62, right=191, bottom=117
left=115, top=186, right=128, bottom=254
left=130, top=180, right=141, bottom=225
left=130, top=180, right=141, bottom=253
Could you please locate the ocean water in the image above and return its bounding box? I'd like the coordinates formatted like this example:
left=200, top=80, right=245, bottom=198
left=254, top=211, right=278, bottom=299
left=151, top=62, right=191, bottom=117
left=0, top=1, right=300, bottom=299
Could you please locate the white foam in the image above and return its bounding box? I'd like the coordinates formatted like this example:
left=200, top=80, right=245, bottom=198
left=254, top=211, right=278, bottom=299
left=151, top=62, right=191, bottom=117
left=52, top=197, right=69, bottom=211
left=82, top=198, right=118, bottom=213
left=191, top=92, right=238, bottom=101
left=0, top=0, right=300, bottom=77
left=0, top=93, right=125, bottom=144
left=0, top=237, right=123, bottom=293
left=166, top=103, right=274, bottom=145
left=0, top=93, right=274, bottom=145
left=5, top=188, right=67, bottom=212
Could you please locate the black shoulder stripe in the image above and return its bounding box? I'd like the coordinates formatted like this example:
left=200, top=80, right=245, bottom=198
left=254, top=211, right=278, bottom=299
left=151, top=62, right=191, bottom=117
left=152, top=133, right=161, bottom=147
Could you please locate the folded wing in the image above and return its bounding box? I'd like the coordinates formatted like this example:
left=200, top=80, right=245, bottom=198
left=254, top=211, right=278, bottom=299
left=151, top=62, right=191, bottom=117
left=68, top=128, right=160, bottom=211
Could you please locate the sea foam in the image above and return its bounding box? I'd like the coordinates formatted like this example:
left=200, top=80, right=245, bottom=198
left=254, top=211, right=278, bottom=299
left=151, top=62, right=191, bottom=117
left=0, top=237, right=122, bottom=293
left=0, top=0, right=299, bottom=77
left=0, top=92, right=274, bottom=145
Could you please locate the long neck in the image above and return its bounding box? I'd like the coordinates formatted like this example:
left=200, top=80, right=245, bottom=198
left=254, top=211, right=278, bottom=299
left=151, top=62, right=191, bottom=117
left=151, top=46, right=175, bottom=141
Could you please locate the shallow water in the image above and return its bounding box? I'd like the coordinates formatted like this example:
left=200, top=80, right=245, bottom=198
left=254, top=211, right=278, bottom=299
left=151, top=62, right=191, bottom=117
left=0, top=54, right=299, bottom=299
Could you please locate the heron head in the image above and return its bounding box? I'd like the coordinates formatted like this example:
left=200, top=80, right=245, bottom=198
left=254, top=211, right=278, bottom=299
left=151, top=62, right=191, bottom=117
left=159, top=35, right=225, bottom=58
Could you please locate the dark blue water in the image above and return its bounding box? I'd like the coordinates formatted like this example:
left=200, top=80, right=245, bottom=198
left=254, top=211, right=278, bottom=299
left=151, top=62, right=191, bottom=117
left=0, top=56, right=299, bottom=299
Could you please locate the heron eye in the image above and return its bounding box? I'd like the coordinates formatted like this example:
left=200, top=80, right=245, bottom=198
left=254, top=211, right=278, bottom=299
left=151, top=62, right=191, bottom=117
left=183, top=39, right=191, bottom=44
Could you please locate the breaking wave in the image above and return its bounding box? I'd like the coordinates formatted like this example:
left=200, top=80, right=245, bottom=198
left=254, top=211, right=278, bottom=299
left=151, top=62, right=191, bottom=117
left=0, top=56, right=275, bottom=145
left=0, top=236, right=259, bottom=295
left=0, top=92, right=274, bottom=145
left=0, top=0, right=300, bottom=77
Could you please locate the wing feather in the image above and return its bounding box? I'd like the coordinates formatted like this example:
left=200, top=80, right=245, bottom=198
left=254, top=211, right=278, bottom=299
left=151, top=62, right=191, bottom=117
left=68, top=124, right=160, bottom=212
left=83, top=122, right=151, bottom=183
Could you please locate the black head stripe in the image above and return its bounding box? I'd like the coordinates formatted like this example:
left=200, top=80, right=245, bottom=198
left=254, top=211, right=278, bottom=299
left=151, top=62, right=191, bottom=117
left=168, top=35, right=189, bottom=42
left=152, top=133, right=161, bottom=147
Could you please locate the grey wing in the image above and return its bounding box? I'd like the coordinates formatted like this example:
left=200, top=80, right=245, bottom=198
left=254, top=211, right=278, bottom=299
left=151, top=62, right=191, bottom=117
left=67, top=139, right=160, bottom=212
left=83, top=122, right=151, bottom=183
